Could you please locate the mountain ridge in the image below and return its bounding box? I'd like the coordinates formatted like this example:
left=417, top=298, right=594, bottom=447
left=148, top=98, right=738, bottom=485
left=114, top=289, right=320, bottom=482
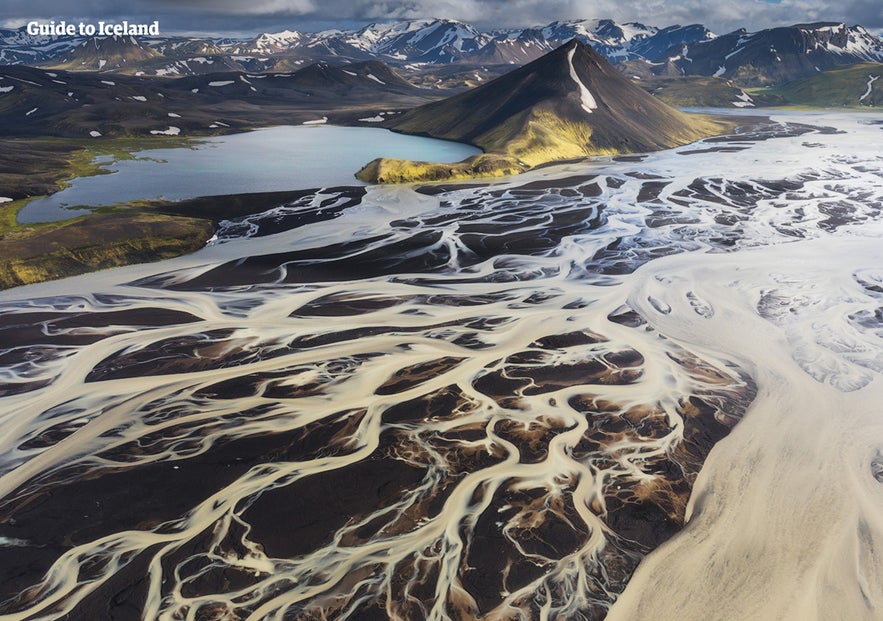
left=659, top=22, right=883, bottom=85
left=2, top=18, right=881, bottom=91
left=0, top=17, right=717, bottom=71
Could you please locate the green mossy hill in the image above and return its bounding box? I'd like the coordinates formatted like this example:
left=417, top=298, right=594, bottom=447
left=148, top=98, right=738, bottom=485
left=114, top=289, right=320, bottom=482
left=358, top=40, right=731, bottom=184
left=0, top=213, right=213, bottom=290
left=357, top=153, right=526, bottom=184
left=763, top=63, right=883, bottom=108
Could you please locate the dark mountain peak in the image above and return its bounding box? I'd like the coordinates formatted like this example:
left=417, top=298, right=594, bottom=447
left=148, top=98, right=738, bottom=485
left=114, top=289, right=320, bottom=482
left=552, top=39, right=620, bottom=85
left=468, top=39, right=612, bottom=110
left=284, top=59, right=416, bottom=95
left=387, top=38, right=720, bottom=160
left=568, top=38, right=608, bottom=59
left=291, top=60, right=345, bottom=83
left=538, top=38, right=607, bottom=69
left=358, top=38, right=725, bottom=183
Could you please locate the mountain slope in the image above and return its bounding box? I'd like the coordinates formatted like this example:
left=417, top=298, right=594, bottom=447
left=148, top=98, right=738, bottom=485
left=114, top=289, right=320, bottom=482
left=50, top=35, right=162, bottom=71
left=357, top=40, right=728, bottom=183
left=0, top=62, right=431, bottom=138
left=468, top=29, right=551, bottom=64
left=630, top=24, right=716, bottom=61
left=765, top=62, right=883, bottom=106
left=670, top=23, right=883, bottom=85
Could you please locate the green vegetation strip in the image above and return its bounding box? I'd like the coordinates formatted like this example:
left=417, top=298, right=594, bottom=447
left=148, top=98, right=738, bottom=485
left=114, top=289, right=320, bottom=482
left=0, top=213, right=214, bottom=290
left=0, top=136, right=220, bottom=290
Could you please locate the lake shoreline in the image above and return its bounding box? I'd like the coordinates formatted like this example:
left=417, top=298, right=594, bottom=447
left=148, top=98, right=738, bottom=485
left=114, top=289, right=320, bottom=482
left=16, top=125, right=479, bottom=225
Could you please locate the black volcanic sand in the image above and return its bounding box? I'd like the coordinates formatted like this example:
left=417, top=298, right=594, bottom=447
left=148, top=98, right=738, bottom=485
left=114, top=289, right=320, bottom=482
left=156, top=187, right=367, bottom=235
left=152, top=188, right=325, bottom=222
left=677, top=146, right=751, bottom=155
left=0, top=303, right=210, bottom=395
left=0, top=406, right=370, bottom=608
left=136, top=189, right=608, bottom=292
left=0, top=308, right=202, bottom=350
left=704, top=118, right=840, bottom=143
left=241, top=453, right=426, bottom=560
left=0, top=310, right=757, bottom=618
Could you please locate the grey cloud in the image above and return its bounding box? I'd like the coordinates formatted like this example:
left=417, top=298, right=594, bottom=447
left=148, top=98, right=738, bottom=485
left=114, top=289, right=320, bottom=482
left=1, top=0, right=880, bottom=35
left=843, top=0, right=883, bottom=28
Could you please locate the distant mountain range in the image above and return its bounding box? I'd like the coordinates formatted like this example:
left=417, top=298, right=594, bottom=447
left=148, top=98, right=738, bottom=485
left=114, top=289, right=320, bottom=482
left=638, top=22, right=883, bottom=86
left=1, top=18, right=882, bottom=89
left=2, top=18, right=712, bottom=72
left=2, top=18, right=878, bottom=81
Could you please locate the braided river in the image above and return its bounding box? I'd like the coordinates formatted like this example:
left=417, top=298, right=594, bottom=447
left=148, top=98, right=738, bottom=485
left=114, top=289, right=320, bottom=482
left=1, top=111, right=882, bottom=620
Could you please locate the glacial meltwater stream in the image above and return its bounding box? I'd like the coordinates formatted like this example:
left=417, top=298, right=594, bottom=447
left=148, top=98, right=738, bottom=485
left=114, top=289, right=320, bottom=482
left=0, top=111, right=882, bottom=620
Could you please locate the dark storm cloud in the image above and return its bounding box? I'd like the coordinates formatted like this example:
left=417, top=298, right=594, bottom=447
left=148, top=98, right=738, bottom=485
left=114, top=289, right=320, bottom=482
left=843, top=0, right=883, bottom=28
left=2, top=0, right=880, bottom=34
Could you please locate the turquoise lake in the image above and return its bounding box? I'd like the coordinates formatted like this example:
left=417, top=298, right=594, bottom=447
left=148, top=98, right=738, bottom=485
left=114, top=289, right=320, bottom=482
left=18, top=125, right=481, bottom=223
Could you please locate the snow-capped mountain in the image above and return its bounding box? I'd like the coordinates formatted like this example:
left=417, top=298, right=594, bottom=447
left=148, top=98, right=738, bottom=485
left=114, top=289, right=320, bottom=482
left=539, top=19, right=658, bottom=60
left=667, top=22, right=883, bottom=85
left=630, top=24, right=716, bottom=61
left=0, top=17, right=712, bottom=71
left=468, top=21, right=714, bottom=66
left=0, top=27, right=80, bottom=64
left=466, top=28, right=552, bottom=65
left=317, top=19, right=489, bottom=62
left=153, top=39, right=225, bottom=58
left=219, top=30, right=306, bottom=56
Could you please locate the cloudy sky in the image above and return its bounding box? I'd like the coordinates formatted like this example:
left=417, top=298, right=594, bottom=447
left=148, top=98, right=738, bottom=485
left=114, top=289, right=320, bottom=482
left=2, top=0, right=881, bottom=35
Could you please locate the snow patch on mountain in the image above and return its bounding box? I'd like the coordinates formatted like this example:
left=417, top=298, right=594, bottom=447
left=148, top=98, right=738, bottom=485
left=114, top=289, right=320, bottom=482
left=861, top=74, right=879, bottom=102
left=567, top=45, right=597, bottom=113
